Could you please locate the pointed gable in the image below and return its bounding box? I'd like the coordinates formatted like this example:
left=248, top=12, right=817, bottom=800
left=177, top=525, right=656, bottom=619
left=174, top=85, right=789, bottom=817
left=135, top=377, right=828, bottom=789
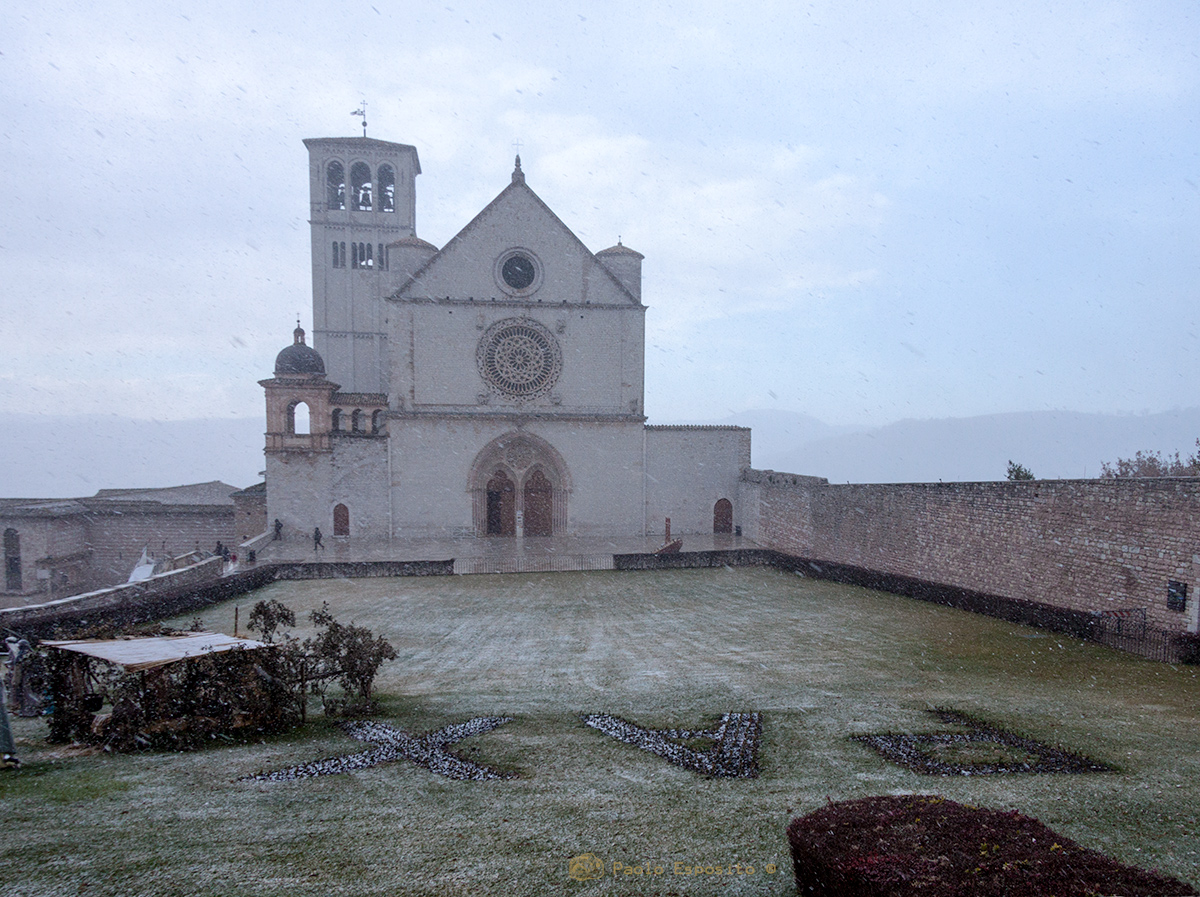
left=395, top=174, right=639, bottom=306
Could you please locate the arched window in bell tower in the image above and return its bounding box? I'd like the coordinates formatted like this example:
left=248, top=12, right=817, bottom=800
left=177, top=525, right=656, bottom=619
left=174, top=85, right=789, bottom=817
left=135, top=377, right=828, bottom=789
left=287, top=400, right=311, bottom=435
left=326, top=161, right=345, bottom=210
left=378, top=164, right=395, bottom=212
left=350, top=162, right=372, bottom=211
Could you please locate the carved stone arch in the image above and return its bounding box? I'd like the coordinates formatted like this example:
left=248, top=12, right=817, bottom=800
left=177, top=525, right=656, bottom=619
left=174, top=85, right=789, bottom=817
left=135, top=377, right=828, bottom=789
left=469, top=432, right=570, bottom=537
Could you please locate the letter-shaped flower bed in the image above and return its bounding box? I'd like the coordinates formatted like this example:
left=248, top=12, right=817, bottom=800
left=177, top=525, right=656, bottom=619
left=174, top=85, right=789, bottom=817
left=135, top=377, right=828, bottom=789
left=583, top=712, right=761, bottom=778
left=853, top=708, right=1113, bottom=775
left=787, top=795, right=1196, bottom=897
left=247, top=717, right=515, bottom=782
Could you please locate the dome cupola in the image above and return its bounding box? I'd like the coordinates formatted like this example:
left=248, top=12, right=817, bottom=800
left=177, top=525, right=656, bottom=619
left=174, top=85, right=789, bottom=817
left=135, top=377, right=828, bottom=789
left=274, top=325, right=326, bottom=376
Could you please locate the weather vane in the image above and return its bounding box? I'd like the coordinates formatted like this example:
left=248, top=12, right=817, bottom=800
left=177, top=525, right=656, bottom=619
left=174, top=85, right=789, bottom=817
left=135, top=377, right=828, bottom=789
left=351, top=100, right=368, bottom=137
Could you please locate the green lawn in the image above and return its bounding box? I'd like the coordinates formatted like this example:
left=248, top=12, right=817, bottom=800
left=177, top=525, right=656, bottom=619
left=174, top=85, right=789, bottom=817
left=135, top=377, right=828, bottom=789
left=3, top=567, right=1198, bottom=896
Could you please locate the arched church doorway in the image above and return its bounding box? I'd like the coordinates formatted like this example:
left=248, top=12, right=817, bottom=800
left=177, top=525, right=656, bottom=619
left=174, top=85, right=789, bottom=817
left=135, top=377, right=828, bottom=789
left=4, top=528, right=20, bottom=592
left=523, top=469, right=553, bottom=537
left=713, top=498, right=733, bottom=534
left=471, top=433, right=570, bottom=537
left=333, top=503, right=350, bottom=536
left=486, top=470, right=516, bottom=536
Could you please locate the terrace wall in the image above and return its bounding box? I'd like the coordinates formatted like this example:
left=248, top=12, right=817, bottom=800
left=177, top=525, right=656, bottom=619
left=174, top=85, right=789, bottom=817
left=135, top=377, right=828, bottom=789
left=747, top=471, right=1200, bottom=636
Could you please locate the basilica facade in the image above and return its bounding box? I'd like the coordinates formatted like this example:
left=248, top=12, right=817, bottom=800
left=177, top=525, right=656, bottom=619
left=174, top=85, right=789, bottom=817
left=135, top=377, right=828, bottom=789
left=261, top=136, right=750, bottom=543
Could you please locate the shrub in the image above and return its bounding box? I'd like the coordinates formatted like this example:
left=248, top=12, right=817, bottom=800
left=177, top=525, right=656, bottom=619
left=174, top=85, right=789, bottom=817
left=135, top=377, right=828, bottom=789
left=787, top=795, right=1195, bottom=897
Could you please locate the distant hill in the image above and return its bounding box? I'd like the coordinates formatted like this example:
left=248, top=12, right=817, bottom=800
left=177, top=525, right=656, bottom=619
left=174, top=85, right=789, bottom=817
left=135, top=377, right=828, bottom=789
left=4, top=408, right=1200, bottom=497
left=695, top=408, right=1200, bottom=483
left=0, top=414, right=264, bottom=498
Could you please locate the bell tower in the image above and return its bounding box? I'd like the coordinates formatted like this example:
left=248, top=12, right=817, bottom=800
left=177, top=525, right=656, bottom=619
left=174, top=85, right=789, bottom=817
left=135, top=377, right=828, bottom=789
left=303, top=136, right=421, bottom=394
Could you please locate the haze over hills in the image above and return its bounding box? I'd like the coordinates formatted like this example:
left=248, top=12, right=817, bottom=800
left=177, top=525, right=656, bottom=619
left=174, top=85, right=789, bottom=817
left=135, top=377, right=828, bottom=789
left=0, top=414, right=265, bottom=498
left=4, top=408, right=1200, bottom=498
left=680, top=407, right=1200, bottom=484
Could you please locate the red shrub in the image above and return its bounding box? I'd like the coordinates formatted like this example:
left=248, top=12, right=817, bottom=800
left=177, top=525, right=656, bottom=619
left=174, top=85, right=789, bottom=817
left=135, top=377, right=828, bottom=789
left=787, top=795, right=1195, bottom=897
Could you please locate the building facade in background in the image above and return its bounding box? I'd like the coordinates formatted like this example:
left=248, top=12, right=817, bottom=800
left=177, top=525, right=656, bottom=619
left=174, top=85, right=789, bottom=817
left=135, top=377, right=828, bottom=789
left=0, top=483, right=255, bottom=600
left=262, top=136, right=750, bottom=542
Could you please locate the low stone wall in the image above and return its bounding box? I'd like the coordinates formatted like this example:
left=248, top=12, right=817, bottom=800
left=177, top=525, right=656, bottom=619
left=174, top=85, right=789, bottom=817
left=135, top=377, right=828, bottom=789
left=239, top=530, right=274, bottom=557
left=748, top=471, right=1200, bottom=658
left=614, top=549, right=776, bottom=571
left=273, top=560, right=454, bottom=580
left=1, top=556, right=226, bottom=636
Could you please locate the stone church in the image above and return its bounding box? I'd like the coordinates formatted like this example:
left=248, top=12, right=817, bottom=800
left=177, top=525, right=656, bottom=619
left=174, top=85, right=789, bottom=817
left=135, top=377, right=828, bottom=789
left=261, top=135, right=750, bottom=543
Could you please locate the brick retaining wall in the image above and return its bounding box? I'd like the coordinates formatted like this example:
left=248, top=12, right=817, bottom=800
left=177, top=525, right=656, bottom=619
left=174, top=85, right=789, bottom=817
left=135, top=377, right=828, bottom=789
left=749, top=472, right=1200, bottom=637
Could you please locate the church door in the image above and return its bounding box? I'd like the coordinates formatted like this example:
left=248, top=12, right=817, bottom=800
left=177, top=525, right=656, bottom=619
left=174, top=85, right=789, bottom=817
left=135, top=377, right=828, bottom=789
left=333, top=503, right=350, bottom=536
left=713, top=499, right=733, bottom=534
left=486, top=470, right=516, bottom=536
left=523, top=469, right=554, bottom=537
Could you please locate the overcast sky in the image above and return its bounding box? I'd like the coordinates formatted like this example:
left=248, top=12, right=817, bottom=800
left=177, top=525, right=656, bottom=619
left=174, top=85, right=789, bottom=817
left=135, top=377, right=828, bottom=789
left=2, top=0, right=1197, bottom=427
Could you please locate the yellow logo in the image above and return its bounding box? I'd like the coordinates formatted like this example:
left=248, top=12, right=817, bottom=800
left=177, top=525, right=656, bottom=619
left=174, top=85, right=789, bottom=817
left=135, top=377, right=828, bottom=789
left=568, top=853, right=605, bottom=881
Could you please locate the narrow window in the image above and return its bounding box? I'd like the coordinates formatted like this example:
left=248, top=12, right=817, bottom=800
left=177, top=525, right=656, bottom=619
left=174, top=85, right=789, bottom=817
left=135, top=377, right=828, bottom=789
left=351, top=409, right=364, bottom=433
left=331, top=408, right=342, bottom=432
left=371, top=410, right=383, bottom=434
left=351, top=243, right=359, bottom=269
left=333, top=503, right=350, bottom=536
left=4, top=528, right=20, bottom=592
left=366, top=243, right=373, bottom=268
left=378, top=164, right=395, bottom=212
left=339, top=242, right=346, bottom=267
left=350, top=162, right=372, bottom=211
left=326, top=161, right=346, bottom=210
left=378, top=243, right=386, bottom=271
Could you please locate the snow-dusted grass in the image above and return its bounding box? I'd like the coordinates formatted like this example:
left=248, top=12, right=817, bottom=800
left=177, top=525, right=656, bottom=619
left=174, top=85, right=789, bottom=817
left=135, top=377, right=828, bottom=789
left=3, top=567, right=1198, bottom=896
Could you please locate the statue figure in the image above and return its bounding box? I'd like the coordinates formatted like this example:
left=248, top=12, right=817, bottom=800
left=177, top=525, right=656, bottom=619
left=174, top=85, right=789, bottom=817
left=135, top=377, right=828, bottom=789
left=0, top=648, right=19, bottom=767
left=4, top=637, right=40, bottom=717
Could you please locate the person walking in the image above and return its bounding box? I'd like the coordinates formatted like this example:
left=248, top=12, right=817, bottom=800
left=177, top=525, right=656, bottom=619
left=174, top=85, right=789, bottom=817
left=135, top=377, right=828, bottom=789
left=313, top=527, right=323, bottom=551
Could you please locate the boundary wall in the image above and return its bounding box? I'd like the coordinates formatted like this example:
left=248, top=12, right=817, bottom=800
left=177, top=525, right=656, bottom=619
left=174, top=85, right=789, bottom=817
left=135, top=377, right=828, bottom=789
left=8, top=470, right=1200, bottom=663
left=743, top=470, right=1200, bottom=643
left=0, top=559, right=453, bottom=639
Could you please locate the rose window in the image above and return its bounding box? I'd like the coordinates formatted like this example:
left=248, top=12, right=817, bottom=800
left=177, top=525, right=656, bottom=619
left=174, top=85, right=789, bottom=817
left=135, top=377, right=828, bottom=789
left=477, top=319, right=562, bottom=400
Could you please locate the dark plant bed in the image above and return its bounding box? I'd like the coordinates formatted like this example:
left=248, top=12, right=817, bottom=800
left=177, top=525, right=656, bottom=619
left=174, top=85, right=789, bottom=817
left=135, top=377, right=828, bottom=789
left=853, top=708, right=1113, bottom=775
left=787, top=795, right=1196, bottom=897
